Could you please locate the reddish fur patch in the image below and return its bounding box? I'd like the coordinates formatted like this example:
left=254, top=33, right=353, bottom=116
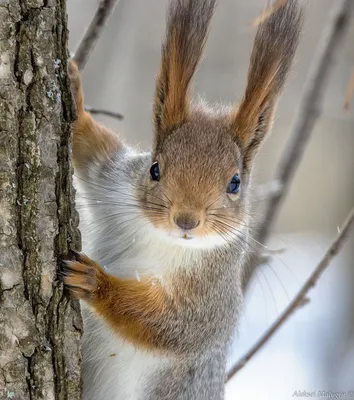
left=162, top=29, right=191, bottom=132
left=63, top=253, right=168, bottom=352
left=68, top=60, right=121, bottom=170
left=231, top=63, right=280, bottom=145
left=155, top=32, right=191, bottom=138
left=72, top=112, right=121, bottom=169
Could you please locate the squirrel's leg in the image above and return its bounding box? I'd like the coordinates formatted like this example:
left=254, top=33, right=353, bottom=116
left=62, top=252, right=171, bottom=352
left=68, top=60, right=123, bottom=171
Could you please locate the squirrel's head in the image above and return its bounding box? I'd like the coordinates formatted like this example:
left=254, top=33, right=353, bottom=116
left=138, top=0, right=303, bottom=249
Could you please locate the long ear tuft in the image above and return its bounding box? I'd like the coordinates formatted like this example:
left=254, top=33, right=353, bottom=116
left=231, top=0, right=304, bottom=167
left=153, top=0, right=217, bottom=150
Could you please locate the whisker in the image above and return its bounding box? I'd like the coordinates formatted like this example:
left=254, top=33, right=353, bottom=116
left=207, top=213, right=258, bottom=233
left=219, top=219, right=268, bottom=249
left=261, top=262, right=290, bottom=302
left=258, top=266, right=279, bottom=316
left=211, top=223, right=229, bottom=244
left=77, top=194, right=170, bottom=212
left=253, top=268, right=269, bottom=325
left=212, top=219, right=262, bottom=253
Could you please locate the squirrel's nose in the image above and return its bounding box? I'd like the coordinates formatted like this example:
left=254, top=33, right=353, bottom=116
left=174, top=213, right=200, bottom=231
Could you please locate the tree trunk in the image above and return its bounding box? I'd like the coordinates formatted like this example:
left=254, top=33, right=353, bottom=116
left=0, top=1, right=82, bottom=399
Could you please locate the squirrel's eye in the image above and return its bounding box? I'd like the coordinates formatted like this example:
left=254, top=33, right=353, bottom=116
left=227, top=174, right=241, bottom=194
left=150, top=161, right=160, bottom=181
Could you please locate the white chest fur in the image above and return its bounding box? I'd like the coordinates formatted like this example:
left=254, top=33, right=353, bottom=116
left=80, top=304, right=171, bottom=400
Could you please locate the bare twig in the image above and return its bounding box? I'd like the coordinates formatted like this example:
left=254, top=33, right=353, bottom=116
left=73, top=0, right=120, bottom=70
left=243, top=0, right=354, bottom=287
left=257, top=0, right=354, bottom=245
left=84, top=105, right=124, bottom=120
left=227, top=207, right=354, bottom=382
left=251, top=0, right=288, bottom=27
left=344, top=68, right=354, bottom=111
left=74, top=1, right=124, bottom=120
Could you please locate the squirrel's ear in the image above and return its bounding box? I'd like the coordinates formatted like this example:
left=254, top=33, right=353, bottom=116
left=230, top=0, right=304, bottom=170
left=153, top=0, right=216, bottom=150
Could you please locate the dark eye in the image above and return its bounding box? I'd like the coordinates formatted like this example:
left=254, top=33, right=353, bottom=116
left=227, top=174, right=241, bottom=194
left=150, top=161, right=160, bottom=181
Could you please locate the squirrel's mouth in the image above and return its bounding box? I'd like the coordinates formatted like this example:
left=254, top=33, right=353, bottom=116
left=148, top=225, right=227, bottom=249
left=167, top=230, right=194, bottom=241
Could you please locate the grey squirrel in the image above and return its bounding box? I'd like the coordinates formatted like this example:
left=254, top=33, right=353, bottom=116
left=63, top=0, right=304, bottom=399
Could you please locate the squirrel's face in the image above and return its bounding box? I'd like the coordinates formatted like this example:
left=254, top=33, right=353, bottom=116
left=138, top=115, right=250, bottom=249
left=141, top=0, right=303, bottom=248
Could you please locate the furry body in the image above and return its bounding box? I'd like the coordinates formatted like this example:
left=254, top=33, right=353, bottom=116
left=75, top=143, right=244, bottom=400
left=63, top=0, right=303, bottom=398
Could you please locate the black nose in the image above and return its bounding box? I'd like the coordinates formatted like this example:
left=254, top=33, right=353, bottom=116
left=174, top=213, right=200, bottom=231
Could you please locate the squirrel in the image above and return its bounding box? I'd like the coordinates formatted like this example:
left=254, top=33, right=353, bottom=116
left=63, top=0, right=303, bottom=399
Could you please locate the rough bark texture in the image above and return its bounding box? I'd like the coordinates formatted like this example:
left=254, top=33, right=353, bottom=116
left=0, top=1, right=82, bottom=399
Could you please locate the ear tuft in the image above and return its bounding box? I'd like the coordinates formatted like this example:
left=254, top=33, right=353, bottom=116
left=153, top=0, right=217, bottom=150
left=231, top=0, right=304, bottom=168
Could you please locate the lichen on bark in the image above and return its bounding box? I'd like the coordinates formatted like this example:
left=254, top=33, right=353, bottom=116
left=0, top=1, right=82, bottom=399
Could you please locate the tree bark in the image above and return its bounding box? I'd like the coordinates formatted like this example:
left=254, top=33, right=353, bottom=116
left=0, top=1, right=82, bottom=399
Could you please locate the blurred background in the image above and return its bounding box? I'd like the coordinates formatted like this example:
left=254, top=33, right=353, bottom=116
left=67, top=1, right=354, bottom=399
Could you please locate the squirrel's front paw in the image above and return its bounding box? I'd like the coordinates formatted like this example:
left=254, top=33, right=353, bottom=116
left=62, top=252, right=105, bottom=301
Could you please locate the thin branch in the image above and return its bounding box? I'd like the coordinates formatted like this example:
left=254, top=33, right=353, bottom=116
left=257, top=0, right=354, bottom=244
left=227, top=207, right=354, bottom=382
left=344, top=68, right=354, bottom=111
left=73, top=0, right=120, bottom=71
left=84, top=105, right=124, bottom=120
left=243, top=0, right=354, bottom=287
left=74, top=1, right=124, bottom=121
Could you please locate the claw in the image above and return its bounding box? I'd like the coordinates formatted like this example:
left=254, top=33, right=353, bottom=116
left=70, top=249, right=82, bottom=260
left=59, top=254, right=104, bottom=301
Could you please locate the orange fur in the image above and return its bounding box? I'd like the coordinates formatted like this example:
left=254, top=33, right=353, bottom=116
left=153, top=1, right=216, bottom=149
left=231, top=62, right=281, bottom=145
left=64, top=254, right=170, bottom=352
left=68, top=60, right=121, bottom=170
left=72, top=112, right=121, bottom=169
left=155, top=29, right=191, bottom=137
left=251, top=0, right=288, bottom=27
